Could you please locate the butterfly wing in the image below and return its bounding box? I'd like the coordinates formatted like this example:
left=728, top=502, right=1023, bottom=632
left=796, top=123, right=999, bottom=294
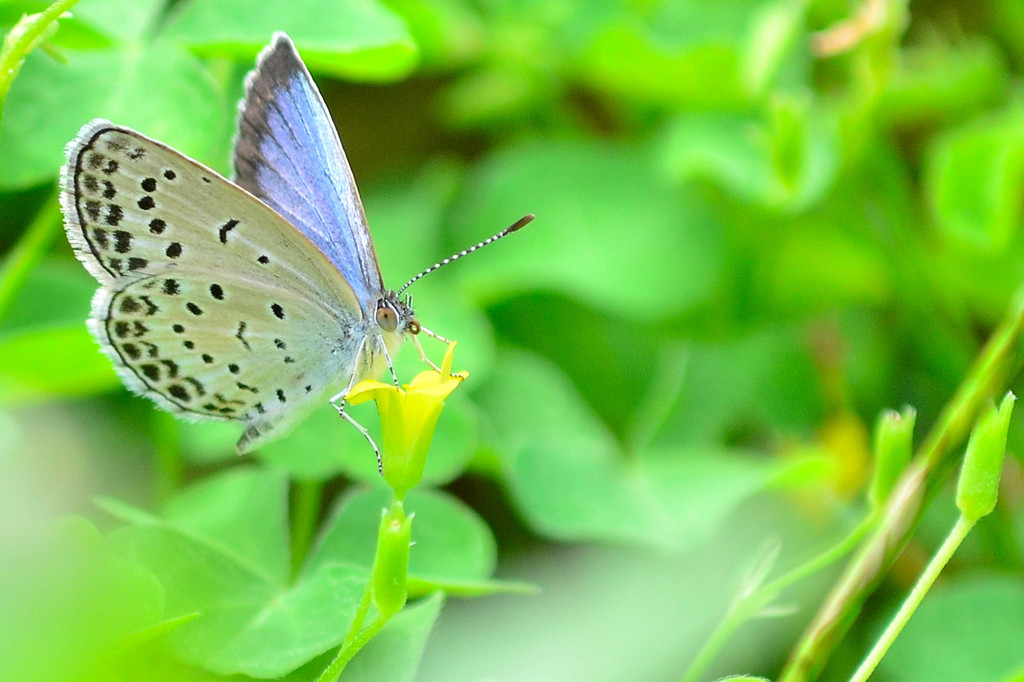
left=233, top=33, right=385, bottom=312
left=60, top=122, right=372, bottom=451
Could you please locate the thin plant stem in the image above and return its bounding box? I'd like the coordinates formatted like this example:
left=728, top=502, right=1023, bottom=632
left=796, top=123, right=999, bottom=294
left=315, top=584, right=374, bottom=682
left=0, top=187, right=61, bottom=322
left=761, top=515, right=875, bottom=597
left=316, top=611, right=390, bottom=682
left=849, top=515, right=974, bottom=682
left=681, top=515, right=873, bottom=682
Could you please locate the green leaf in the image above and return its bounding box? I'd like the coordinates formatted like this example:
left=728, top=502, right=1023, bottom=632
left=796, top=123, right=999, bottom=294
left=69, top=0, right=165, bottom=41
left=653, top=327, right=823, bottom=446
left=163, top=0, right=417, bottom=81
left=162, top=466, right=291, bottom=578
left=580, top=7, right=746, bottom=108
left=924, top=102, right=1024, bottom=253
left=106, top=468, right=368, bottom=678
left=659, top=99, right=840, bottom=210
left=0, top=39, right=229, bottom=189
left=0, top=324, right=120, bottom=404
left=0, top=516, right=163, bottom=681
left=307, top=487, right=497, bottom=586
left=478, top=350, right=812, bottom=549
left=385, top=0, right=485, bottom=70
left=0, top=257, right=94, bottom=332
left=878, top=576, right=1024, bottom=682
left=880, top=38, right=1010, bottom=126
left=449, top=139, right=723, bottom=321
left=741, top=0, right=808, bottom=97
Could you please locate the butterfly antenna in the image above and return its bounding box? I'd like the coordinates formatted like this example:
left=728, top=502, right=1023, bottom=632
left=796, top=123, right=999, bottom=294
left=396, top=214, right=534, bottom=296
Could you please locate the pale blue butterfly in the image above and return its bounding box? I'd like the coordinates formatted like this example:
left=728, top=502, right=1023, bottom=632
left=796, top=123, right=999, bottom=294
left=60, top=33, right=530, bottom=458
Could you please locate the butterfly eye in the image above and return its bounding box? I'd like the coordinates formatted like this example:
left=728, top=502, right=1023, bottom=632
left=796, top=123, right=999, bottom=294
left=376, top=303, right=398, bottom=332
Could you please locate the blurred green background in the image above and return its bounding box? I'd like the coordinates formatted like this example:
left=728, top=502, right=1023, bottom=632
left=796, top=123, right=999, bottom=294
left=3, top=0, right=1024, bottom=680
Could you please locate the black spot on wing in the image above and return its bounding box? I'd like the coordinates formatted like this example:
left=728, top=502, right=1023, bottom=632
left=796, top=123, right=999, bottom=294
left=218, top=219, right=239, bottom=244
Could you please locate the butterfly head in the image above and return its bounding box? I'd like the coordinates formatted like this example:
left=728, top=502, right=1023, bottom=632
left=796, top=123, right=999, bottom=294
left=376, top=291, right=419, bottom=336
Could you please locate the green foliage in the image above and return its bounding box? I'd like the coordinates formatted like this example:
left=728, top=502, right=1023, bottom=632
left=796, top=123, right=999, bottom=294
left=3, top=0, right=1024, bottom=679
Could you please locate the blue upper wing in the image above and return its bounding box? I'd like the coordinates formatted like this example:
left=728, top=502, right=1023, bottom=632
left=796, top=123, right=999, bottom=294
left=233, top=33, right=384, bottom=312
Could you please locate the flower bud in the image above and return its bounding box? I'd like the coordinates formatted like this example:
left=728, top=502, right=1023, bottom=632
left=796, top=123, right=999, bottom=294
left=371, top=501, right=413, bottom=617
left=957, top=392, right=1015, bottom=521
left=869, top=406, right=916, bottom=508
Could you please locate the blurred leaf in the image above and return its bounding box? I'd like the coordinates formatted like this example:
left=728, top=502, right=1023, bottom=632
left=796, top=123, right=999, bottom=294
left=487, top=291, right=664, bottom=434
left=164, top=0, right=417, bottom=80
left=340, top=592, right=444, bottom=682
left=440, top=65, right=549, bottom=130
left=580, top=3, right=750, bottom=108
left=0, top=39, right=229, bottom=189
left=385, top=0, right=484, bottom=70
left=742, top=0, right=808, bottom=97
left=880, top=37, right=1010, bottom=126
left=764, top=217, right=892, bottom=310
left=878, top=575, right=1024, bottom=682
left=307, top=487, right=498, bottom=586
left=924, top=102, right=1024, bottom=253
left=0, top=324, right=119, bottom=403
left=254, top=403, right=382, bottom=481
left=0, top=256, right=94, bottom=331
left=990, top=0, right=1024, bottom=69
left=0, top=516, right=163, bottom=681
left=68, top=0, right=164, bottom=41
left=161, top=466, right=291, bottom=578
left=660, top=98, right=840, bottom=210
left=450, top=139, right=723, bottom=321
left=106, top=468, right=367, bottom=678
left=478, top=350, right=815, bottom=549
left=654, top=326, right=823, bottom=446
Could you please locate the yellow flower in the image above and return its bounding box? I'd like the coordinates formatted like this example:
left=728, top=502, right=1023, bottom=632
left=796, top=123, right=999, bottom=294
left=347, top=343, right=468, bottom=498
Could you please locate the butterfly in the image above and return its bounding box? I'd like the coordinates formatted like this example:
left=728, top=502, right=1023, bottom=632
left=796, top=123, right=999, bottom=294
left=59, top=32, right=531, bottom=457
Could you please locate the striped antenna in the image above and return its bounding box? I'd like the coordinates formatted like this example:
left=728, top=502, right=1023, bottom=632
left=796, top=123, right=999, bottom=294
left=396, top=214, right=534, bottom=296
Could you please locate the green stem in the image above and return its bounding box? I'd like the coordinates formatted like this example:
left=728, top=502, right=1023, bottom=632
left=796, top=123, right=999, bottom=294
left=780, top=287, right=1024, bottom=681
left=316, top=495, right=411, bottom=681
left=681, top=515, right=873, bottom=682
left=762, top=514, right=875, bottom=597
left=316, top=609, right=391, bottom=682
left=0, top=187, right=61, bottom=322
left=681, top=607, right=747, bottom=682
left=849, top=515, right=974, bottom=682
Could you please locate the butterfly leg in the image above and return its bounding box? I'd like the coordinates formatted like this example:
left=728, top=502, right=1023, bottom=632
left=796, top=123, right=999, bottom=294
left=330, top=386, right=383, bottom=475
left=371, top=333, right=402, bottom=387
left=336, top=400, right=383, bottom=475
left=413, top=326, right=457, bottom=376
left=330, top=336, right=385, bottom=474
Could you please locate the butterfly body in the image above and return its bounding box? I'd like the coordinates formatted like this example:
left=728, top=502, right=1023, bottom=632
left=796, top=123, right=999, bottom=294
left=60, top=34, right=417, bottom=452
